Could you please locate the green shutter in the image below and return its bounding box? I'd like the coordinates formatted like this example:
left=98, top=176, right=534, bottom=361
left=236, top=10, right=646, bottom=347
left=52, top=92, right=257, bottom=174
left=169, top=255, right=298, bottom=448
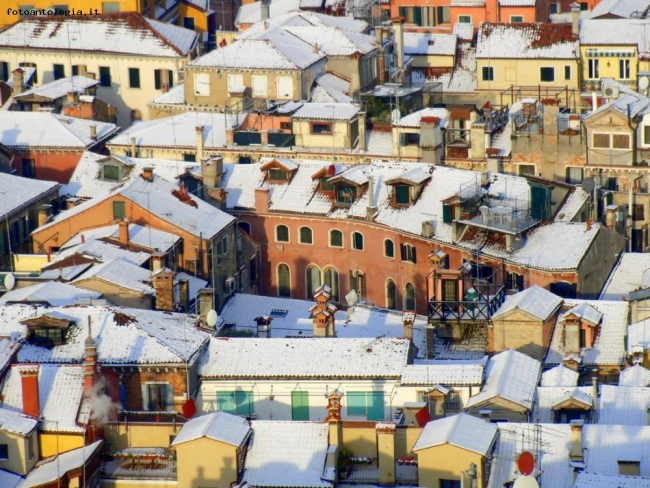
left=291, top=391, right=310, bottom=420
left=234, top=391, right=253, bottom=416
left=399, top=133, right=407, bottom=147
left=530, top=186, right=551, bottom=221
left=347, top=391, right=366, bottom=416
left=443, top=204, right=452, bottom=223
left=398, top=6, right=405, bottom=17
left=367, top=392, right=385, bottom=420
left=217, top=391, right=235, bottom=414
left=414, top=7, right=422, bottom=26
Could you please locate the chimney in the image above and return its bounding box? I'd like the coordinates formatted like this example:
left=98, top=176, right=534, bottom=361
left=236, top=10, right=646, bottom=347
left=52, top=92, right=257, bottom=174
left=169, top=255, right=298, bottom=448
left=392, top=17, right=405, bottom=74
left=198, top=288, right=215, bottom=327
left=402, top=311, right=415, bottom=341
left=313, top=42, right=319, bottom=54
left=179, top=278, right=190, bottom=312
left=195, top=126, right=204, bottom=162
left=592, top=376, right=599, bottom=418
left=358, top=112, right=367, bottom=152
left=255, top=316, right=272, bottom=338
left=18, top=365, right=40, bottom=418
left=376, top=423, right=397, bottom=485
left=571, top=2, right=580, bottom=37
left=255, top=187, right=271, bottom=213
left=12, top=68, right=25, bottom=96
left=66, top=91, right=78, bottom=104
left=325, top=390, right=343, bottom=445
left=89, top=125, right=97, bottom=141
left=311, top=285, right=336, bottom=338
left=202, top=156, right=223, bottom=188
left=151, top=251, right=165, bottom=272
left=130, top=137, right=137, bottom=158
left=367, top=176, right=377, bottom=221
left=37, top=204, right=52, bottom=227
left=261, top=0, right=270, bottom=20
left=84, top=317, right=97, bottom=397
left=570, top=419, right=584, bottom=462
left=153, top=268, right=174, bottom=311
left=141, top=166, right=154, bottom=182
left=118, top=218, right=129, bottom=245
left=77, top=65, right=87, bottom=76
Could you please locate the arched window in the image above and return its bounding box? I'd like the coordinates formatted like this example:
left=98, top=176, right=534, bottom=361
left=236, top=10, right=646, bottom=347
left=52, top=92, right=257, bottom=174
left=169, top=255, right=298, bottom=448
left=404, top=282, right=416, bottom=311
left=238, top=221, right=251, bottom=235
left=384, top=239, right=394, bottom=258
left=278, top=264, right=291, bottom=297
left=330, top=229, right=343, bottom=248
left=324, top=267, right=339, bottom=302
left=352, top=231, right=364, bottom=250
left=276, top=225, right=289, bottom=243
left=386, top=279, right=396, bottom=309
left=299, top=227, right=313, bottom=244
left=306, top=264, right=322, bottom=298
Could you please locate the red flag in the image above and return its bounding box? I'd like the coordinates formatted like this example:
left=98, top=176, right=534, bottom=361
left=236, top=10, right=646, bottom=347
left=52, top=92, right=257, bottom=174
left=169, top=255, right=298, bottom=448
left=414, top=406, right=430, bottom=427
left=182, top=398, right=197, bottom=418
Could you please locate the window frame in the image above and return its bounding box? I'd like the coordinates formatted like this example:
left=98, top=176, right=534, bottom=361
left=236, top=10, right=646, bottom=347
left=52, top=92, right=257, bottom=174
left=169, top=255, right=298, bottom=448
left=540, top=67, right=555, bottom=83
left=329, top=229, right=343, bottom=248
left=103, top=164, right=121, bottom=181
left=588, top=58, right=599, bottom=79
left=400, top=243, right=417, bottom=263
left=299, top=226, right=313, bottom=245
left=620, top=59, right=631, bottom=79
left=0, top=444, right=8, bottom=461
left=510, top=15, right=524, bottom=22
left=277, top=263, right=291, bottom=298
left=194, top=73, right=210, bottom=96
left=154, top=69, right=173, bottom=90
left=128, top=67, right=141, bottom=89
left=404, top=282, right=416, bottom=310
left=22, top=158, right=35, bottom=178
left=386, top=278, right=396, bottom=309
left=384, top=239, right=395, bottom=258
left=143, top=382, right=173, bottom=412
left=18, top=62, right=37, bottom=84
left=275, top=224, right=289, bottom=243
left=113, top=201, right=126, bottom=220
left=227, top=74, right=244, bottom=92
left=592, top=132, right=611, bottom=148
left=251, top=75, right=268, bottom=98
left=53, top=63, right=65, bottom=80
left=458, top=15, right=471, bottom=23
left=564, top=65, right=571, bottom=80
left=216, top=390, right=253, bottom=416
left=99, top=66, right=111, bottom=87
left=352, top=231, right=364, bottom=250
left=482, top=66, right=494, bottom=82
left=394, top=185, right=411, bottom=205
left=311, top=123, right=333, bottom=135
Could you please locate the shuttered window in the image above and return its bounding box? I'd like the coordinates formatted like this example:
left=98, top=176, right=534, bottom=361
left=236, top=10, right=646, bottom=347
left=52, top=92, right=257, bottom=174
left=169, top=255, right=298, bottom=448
left=291, top=391, right=309, bottom=420
left=347, top=391, right=385, bottom=420
left=277, top=76, right=293, bottom=98
left=142, top=383, right=173, bottom=411
left=217, top=391, right=253, bottom=416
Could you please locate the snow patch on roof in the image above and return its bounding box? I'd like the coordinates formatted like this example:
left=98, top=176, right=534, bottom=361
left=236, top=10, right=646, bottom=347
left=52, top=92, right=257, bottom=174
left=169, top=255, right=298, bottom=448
left=413, top=413, right=497, bottom=455
left=171, top=411, right=251, bottom=447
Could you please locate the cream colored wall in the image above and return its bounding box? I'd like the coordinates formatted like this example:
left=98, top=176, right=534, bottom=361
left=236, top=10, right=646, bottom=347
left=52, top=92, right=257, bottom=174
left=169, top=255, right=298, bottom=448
left=2, top=49, right=186, bottom=127
left=39, top=432, right=85, bottom=458
left=395, top=426, right=422, bottom=458
left=292, top=119, right=355, bottom=150
left=13, top=254, right=49, bottom=273
left=101, top=480, right=178, bottom=488
left=416, top=444, right=485, bottom=488
left=393, top=127, right=423, bottom=159
left=580, top=46, right=638, bottom=88
left=491, top=310, right=545, bottom=360
left=104, top=422, right=181, bottom=451
left=341, top=424, right=377, bottom=457
left=476, top=58, right=579, bottom=91
left=175, top=437, right=238, bottom=488
left=0, top=431, right=36, bottom=476
left=584, top=109, right=633, bottom=167
left=409, top=54, right=455, bottom=69
left=73, top=278, right=154, bottom=310
left=466, top=398, right=529, bottom=422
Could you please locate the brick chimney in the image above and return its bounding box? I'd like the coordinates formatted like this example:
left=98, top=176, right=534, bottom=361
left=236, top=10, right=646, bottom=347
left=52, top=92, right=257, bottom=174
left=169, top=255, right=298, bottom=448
left=571, top=2, right=580, bottom=37
left=255, top=188, right=271, bottom=213
left=12, top=68, right=25, bottom=96
left=310, top=285, right=337, bottom=337
left=198, top=288, right=215, bottom=327
left=118, top=218, right=129, bottom=245
left=153, top=268, right=175, bottom=311
left=325, top=390, right=343, bottom=445
left=402, top=311, right=415, bottom=341
left=130, top=137, right=137, bottom=158
left=66, top=91, right=78, bottom=104
left=84, top=317, right=97, bottom=397
left=179, top=278, right=190, bottom=312
left=18, top=365, right=40, bottom=418
left=37, top=204, right=52, bottom=227
left=376, top=423, right=397, bottom=485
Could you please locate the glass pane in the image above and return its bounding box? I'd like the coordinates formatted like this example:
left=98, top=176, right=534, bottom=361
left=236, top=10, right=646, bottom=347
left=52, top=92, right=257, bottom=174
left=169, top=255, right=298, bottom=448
left=330, top=230, right=342, bottom=247
left=385, top=240, right=394, bottom=257
left=367, top=392, right=384, bottom=420
left=217, top=391, right=235, bottom=413
left=347, top=391, right=366, bottom=416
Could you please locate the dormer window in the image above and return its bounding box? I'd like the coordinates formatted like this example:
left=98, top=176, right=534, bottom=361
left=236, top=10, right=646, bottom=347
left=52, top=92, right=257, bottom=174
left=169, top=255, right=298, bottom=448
left=336, top=186, right=356, bottom=206
left=261, top=159, right=298, bottom=183
left=103, top=164, right=121, bottom=181
left=385, top=168, right=431, bottom=208
left=33, top=328, right=66, bottom=347
left=320, top=177, right=334, bottom=191
left=269, top=169, right=288, bottom=181
left=21, top=314, right=72, bottom=349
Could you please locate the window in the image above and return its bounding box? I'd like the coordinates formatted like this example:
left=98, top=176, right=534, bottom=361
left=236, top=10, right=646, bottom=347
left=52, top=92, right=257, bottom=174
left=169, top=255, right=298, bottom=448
left=350, top=270, right=366, bottom=301
left=102, top=1, right=120, bottom=12
left=324, top=267, right=339, bottom=302
left=482, top=66, right=494, bottom=81
left=277, top=76, right=293, bottom=98
left=0, top=62, right=8, bottom=82
left=144, top=383, right=172, bottom=411
left=278, top=264, right=291, bottom=297
left=311, top=123, right=332, bottom=135
left=99, top=66, right=111, bottom=87
left=336, top=186, right=355, bottom=205
left=540, top=67, right=555, bottom=82
left=458, top=15, right=471, bottom=23
left=238, top=221, right=251, bottom=235
left=444, top=391, right=461, bottom=412
left=588, top=59, right=599, bottom=79
left=128, top=68, right=140, bottom=89
left=216, top=235, right=229, bottom=256
left=592, top=133, right=610, bottom=148
left=183, top=17, right=195, bottom=30
left=518, top=164, right=535, bottom=176
left=330, top=229, right=343, bottom=247
left=299, top=227, right=313, bottom=244
left=291, top=391, right=309, bottom=420
left=613, top=134, right=630, bottom=149
left=580, top=1, right=588, bottom=9
left=217, top=391, right=253, bottom=416
left=550, top=3, right=558, bottom=13
left=53, top=63, right=65, bottom=80
left=401, top=243, right=417, bottom=263
left=347, top=391, right=384, bottom=420
left=421, top=6, right=435, bottom=26
left=0, top=444, right=7, bottom=460
left=399, top=133, right=420, bottom=146
left=440, top=480, right=461, bottom=488
left=281, top=121, right=292, bottom=131
left=251, top=75, right=268, bottom=97
left=154, top=69, right=173, bottom=90
left=227, top=74, right=243, bottom=92
left=103, top=165, right=120, bottom=181
left=505, top=272, right=524, bottom=291
left=32, top=328, right=65, bottom=347
left=22, top=158, right=35, bottom=178
left=633, top=204, right=645, bottom=221
left=619, top=461, right=641, bottom=476
left=404, top=283, right=416, bottom=310
left=384, top=239, right=394, bottom=258
left=619, top=59, right=631, bottom=79
left=386, top=279, right=396, bottom=309
left=18, top=62, right=37, bottom=84
left=644, top=125, right=650, bottom=145
left=352, top=231, right=364, bottom=250
left=194, top=73, right=210, bottom=96
left=394, top=185, right=410, bottom=205
left=564, top=65, right=571, bottom=80
left=565, top=167, right=583, bottom=184
left=113, top=201, right=126, bottom=220
left=510, top=15, right=523, bottom=22
left=276, top=225, right=289, bottom=242
left=306, top=265, right=321, bottom=298
left=437, top=5, right=450, bottom=23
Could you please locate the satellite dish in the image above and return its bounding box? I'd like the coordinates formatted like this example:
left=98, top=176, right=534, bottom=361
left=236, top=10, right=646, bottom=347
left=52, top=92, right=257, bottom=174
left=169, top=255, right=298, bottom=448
left=580, top=177, right=595, bottom=194
left=640, top=76, right=650, bottom=90
left=512, top=476, right=540, bottom=488
left=3, top=273, right=15, bottom=291
left=517, top=451, right=535, bottom=476
left=206, top=309, right=218, bottom=328
left=345, top=289, right=359, bottom=307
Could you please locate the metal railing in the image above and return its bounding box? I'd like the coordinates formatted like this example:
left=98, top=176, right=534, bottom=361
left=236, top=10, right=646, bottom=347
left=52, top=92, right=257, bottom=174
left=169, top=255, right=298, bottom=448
left=428, top=284, right=506, bottom=322
left=101, top=457, right=177, bottom=480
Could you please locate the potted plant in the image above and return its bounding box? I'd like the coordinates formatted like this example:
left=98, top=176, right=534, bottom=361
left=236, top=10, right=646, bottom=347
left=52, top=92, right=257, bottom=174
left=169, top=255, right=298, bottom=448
left=338, top=447, right=354, bottom=479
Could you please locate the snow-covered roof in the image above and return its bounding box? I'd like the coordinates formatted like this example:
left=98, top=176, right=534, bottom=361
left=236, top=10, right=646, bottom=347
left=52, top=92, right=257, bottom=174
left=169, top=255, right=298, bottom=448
left=540, top=365, right=579, bottom=387
left=493, top=285, right=563, bottom=321
left=0, top=281, right=101, bottom=306
left=171, top=411, right=251, bottom=447
left=1, top=364, right=85, bottom=432
left=0, top=172, right=59, bottom=219
left=281, top=25, right=376, bottom=56
left=466, top=349, right=541, bottom=411
left=40, top=173, right=235, bottom=241
left=243, top=421, right=332, bottom=487
left=236, top=0, right=302, bottom=26
left=588, top=0, right=650, bottom=19
left=62, top=152, right=200, bottom=199
left=562, top=302, right=603, bottom=326
left=599, top=253, right=650, bottom=300
left=396, top=107, right=448, bottom=128
left=453, top=22, right=474, bottom=41
left=619, top=364, right=650, bottom=387
left=0, top=305, right=209, bottom=365
left=401, top=359, right=487, bottom=386
left=0, top=13, right=198, bottom=56
left=555, top=187, right=590, bottom=222
left=0, top=339, right=20, bottom=378
left=107, top=111, right=245, bottom=150
left=574, top=472, right=650, bottom=488
left=0, top=113, right=118, bottom=149
left=365, top=130, right=393, bottom=155
left=293, top=103, right=360, bottom=120
left=200, top=337, right=411, bottom=378
left=19, top=440, right=102, bottom=487
left=311, top=73, right=352, bottom=103
left=580, top=19, right=650, bottom=52
left=13, top=76, right=99, bottom=101
left=148, top=84, right=185, bottom=106
left=413, top=413, right=497, bottom=455
left=546, top=300, right=629, bottom=366
left=48, top=235, right=151, bottom=268
left=73, top=259, right=155, bottom=295
left=0, top=469, right=21, bottom=488
left=586, top=79, right=650, bottom=120
left=403, top=33, right=457, bottom=56
left=476, top=22, right=578, bottom=59
left=0, top=407, right=38, bottom=436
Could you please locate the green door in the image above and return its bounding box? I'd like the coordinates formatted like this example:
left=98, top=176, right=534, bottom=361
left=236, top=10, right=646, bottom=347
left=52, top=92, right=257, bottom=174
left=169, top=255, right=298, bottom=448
left=291, top=391, right=310, bottom=420
left=367, top=392, right=385, bottom=421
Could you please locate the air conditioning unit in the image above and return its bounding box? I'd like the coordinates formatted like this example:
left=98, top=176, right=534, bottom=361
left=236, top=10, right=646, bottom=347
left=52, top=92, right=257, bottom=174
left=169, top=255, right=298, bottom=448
left=603, top=86, right=620, bottom=99
left=225, top=277, right=236, bottom=293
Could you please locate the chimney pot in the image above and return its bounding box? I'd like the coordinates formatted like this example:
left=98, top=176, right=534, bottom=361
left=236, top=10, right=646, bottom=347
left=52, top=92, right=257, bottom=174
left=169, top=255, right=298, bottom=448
left=130, top=137, right=137, bottom=158
left=11, top=68, right=25, bottom=96
left=196, top=126, right=204, bottom=162
left=142, top=166, right=154, bottom=182
left=118, top=218, right=129, bottom=245
left=89, top=124, right=97, bottom=141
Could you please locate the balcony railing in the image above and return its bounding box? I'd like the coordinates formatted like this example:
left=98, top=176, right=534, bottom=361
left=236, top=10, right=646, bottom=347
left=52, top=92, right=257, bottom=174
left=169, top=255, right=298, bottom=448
left=428, top=284, right=506, bottom=322
left=101, top=451, right=177, bottom=481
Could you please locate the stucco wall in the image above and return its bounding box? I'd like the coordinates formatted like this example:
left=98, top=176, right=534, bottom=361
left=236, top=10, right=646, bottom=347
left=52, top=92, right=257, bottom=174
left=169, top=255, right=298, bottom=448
left=175, top=437, right=239, bottom=488
left=416, top=444, right=486, bottom=488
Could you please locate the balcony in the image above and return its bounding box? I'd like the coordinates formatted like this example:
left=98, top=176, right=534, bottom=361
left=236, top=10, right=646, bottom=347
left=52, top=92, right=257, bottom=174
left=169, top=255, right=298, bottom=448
left=428, top=281, right=506, bottom=322
left=101, top=448, right=176, bottom=481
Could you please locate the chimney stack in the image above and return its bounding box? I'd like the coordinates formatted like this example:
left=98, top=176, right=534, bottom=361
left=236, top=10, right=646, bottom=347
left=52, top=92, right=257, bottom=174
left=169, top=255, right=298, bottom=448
left=570, top=419, right=584, bottom=463
left=89, top=125, right=97, bottom=141
left=66, top=91, right=78, bottom=104
left=12, top=68, right=25, bottom=96
left=391, top=17, right=405, bottom=76
left=37, top=204, right=52, bottom=227
left=571, top=2, right=580, bottom=37
left=84, top=317, right=97, bottom=397
left=367, top=176, right=377, bottom=221
left=141, top=166, right=154, bottom=182
left=402, top=311, right=415, bottom=341
left=376, top=423, right=397, bottom=485
left=151, top=251, right=165, bottom=272
left=196, top=126, right=205, bottom=163
left=592, top=376, right=599, bottom=421
left=118, top=218, right=129, bottom=245
left=325, top=390, right=343, bottom=445
left=310, top=285, right=337, bottom=337
left=255, top=316, right=273, bottom=338
left=179, top=278, right=190, bottom=312
left=18, top=365, right=40, bottom=418
left=198, top=288, right=215, bottom=327
left=130, top=137, right=137, bottom=158
left=313, top=42, right=319, bottom=54
left=153, top=268, right=174, bottom=311
left=261, top=0, right=270, bottom=20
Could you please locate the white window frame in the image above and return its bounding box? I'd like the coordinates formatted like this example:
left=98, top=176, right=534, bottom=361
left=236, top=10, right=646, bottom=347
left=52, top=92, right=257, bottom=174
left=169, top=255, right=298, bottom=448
left=251, top=75, right=268, bottom=97
left=518, top=164, right=536, bottom=176
left=588, top=59, right=599, bottom=80
left=227, top=74, right=244, bottom=92
left=194, top=73, right=210, bottom=96
left=275, top=224, right=290, bottom=243
left=277, top=76, right=293, bottom=99
left=620, top=59, right=631, bottom=80
left=329, top=229, right=343, bottom=248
